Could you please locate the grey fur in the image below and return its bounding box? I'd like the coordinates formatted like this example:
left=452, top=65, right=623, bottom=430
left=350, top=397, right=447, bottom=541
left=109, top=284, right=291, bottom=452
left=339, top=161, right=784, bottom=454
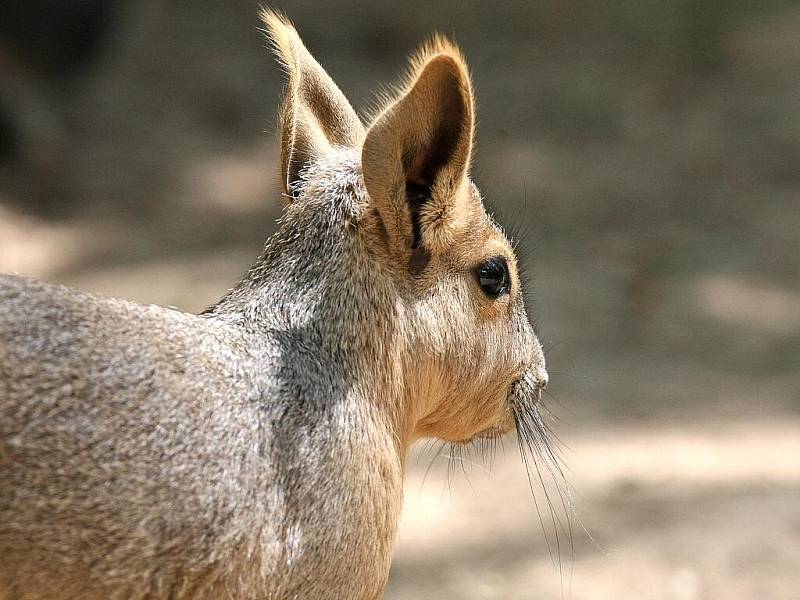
left=0, top=155, right=410, bottom=598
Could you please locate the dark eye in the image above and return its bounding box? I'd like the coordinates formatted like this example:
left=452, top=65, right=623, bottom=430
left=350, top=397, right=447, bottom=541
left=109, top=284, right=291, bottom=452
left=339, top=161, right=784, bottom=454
left=476, top=256, right=510, bottom=297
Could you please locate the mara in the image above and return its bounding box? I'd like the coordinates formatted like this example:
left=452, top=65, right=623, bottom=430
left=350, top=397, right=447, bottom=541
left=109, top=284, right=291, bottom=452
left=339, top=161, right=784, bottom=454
left=0, top=10, right=548, bottom=600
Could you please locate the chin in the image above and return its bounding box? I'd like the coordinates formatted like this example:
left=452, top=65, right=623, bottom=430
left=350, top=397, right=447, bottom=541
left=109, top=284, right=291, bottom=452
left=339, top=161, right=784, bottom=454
left=461, top=413, right=516, bottom=444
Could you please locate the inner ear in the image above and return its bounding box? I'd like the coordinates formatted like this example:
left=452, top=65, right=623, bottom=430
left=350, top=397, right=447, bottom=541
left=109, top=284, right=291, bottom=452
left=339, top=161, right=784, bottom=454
left=405, top=182, right=431, bottom=275
left=402, top=73, right=468, bottom=189
left=404, top=182, right=428, bottom=249
left=362, top=48, right=474, bottom=260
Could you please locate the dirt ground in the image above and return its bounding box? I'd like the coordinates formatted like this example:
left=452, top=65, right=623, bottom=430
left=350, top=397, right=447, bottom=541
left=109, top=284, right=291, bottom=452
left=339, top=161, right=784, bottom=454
left=1, top=1, right=799, bottom=598
left=389, top=420, right=800, bottom=599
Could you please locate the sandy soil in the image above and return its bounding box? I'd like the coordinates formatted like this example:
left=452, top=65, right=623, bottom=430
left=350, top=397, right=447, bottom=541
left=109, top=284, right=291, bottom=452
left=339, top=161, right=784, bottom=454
left=388, top=419, right=800, bottom=599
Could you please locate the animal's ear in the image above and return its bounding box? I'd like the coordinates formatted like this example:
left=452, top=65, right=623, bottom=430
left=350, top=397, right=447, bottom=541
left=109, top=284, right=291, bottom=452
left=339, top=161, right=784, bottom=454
left=262, top=10, right=364, bottom=200
left=362, top=37, right=475, bottom=257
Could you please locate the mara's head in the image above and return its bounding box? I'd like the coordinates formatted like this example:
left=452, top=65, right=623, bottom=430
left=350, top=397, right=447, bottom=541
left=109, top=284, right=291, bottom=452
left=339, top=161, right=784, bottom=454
left=257, top=11, right=547, bottom=446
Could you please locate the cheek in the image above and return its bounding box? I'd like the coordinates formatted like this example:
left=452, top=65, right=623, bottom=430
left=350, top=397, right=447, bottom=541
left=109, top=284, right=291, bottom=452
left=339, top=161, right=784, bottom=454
left=443, top=370, right=515, bottom=440
left=408, top=293, right=522, bottom=440
left=411, top=279, right=517, bottom=385
left=473, top=288, right=513, bottom=323
left=450, top=326, right=518, bottom=415
left=475, top=318, right=517, bottom=368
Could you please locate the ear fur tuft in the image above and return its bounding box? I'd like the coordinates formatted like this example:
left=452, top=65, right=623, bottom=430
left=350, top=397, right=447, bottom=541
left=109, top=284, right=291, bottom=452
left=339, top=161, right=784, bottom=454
left=365, top=33, right=473, bottom=128
left=260, top=9, right=364, bottom=200
left=361, top=35, right=476, bottom=258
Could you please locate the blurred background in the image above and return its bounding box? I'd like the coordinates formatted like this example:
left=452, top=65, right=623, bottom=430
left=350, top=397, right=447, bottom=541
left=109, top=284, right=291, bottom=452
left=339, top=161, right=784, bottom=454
left=1, top=1, right=798, bottom=598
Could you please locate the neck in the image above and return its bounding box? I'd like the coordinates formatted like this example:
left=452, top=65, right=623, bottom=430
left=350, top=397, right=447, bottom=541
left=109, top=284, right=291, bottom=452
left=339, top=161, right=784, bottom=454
left=207, top=157, right=415, bottom=449
left=204, top=171, right=414, bottom=593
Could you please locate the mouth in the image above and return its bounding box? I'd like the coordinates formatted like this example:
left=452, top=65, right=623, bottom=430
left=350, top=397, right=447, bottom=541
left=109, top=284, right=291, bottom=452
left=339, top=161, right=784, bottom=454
left=454, top=370, right=546, bottom=445
left=473, top=425, right=505, bottom=440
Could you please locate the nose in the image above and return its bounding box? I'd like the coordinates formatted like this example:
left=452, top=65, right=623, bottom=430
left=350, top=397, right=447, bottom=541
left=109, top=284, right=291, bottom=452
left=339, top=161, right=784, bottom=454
left=538, top=368, right=549, bottom=390
left=532, top=368, right=548, bottom=404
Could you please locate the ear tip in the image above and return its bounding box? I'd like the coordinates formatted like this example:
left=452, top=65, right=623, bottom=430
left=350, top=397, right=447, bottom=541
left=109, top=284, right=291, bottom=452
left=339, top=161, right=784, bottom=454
left=407, top=33, right=472, bottom=90
left=259, top=8, right=299, bottom=58
left=428, top=32, right=463, bottom=58
left=259, top=7, right=293, bottom=32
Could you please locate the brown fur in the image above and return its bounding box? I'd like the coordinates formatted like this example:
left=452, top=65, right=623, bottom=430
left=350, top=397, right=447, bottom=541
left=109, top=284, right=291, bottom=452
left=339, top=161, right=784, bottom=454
left=264, top=10, right=365, bottom=200
left=0, top=11, right=547, bottom=599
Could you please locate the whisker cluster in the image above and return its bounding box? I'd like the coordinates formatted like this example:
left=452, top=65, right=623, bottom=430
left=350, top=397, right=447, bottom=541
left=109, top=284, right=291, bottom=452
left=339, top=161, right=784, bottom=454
left=513, top=395, right=575, bottom=586
left=417, top=393, right=592, bottom=589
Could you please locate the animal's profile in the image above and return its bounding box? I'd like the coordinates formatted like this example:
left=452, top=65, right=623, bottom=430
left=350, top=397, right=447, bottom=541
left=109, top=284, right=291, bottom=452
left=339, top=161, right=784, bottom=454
left=0, top=10, right=548, bottom=599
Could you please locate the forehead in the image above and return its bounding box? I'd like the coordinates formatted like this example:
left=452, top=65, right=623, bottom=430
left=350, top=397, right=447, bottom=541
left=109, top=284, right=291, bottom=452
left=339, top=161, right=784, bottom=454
left=450, top=182, right=515, bottom=264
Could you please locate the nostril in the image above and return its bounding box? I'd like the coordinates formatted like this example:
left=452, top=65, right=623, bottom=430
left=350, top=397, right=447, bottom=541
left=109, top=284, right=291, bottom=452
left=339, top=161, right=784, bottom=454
left=539, top=369, right=549, bottom=390
left=533, top=385, right=543, bottom=404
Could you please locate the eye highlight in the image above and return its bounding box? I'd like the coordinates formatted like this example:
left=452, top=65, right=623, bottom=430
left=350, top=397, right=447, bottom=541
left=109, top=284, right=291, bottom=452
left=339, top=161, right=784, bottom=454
left=476, top=256, right=510, bottom=298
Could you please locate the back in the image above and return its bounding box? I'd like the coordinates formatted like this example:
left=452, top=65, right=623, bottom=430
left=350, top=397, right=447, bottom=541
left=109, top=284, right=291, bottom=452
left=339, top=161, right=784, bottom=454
left=0, top=275, right=270, bottom=598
